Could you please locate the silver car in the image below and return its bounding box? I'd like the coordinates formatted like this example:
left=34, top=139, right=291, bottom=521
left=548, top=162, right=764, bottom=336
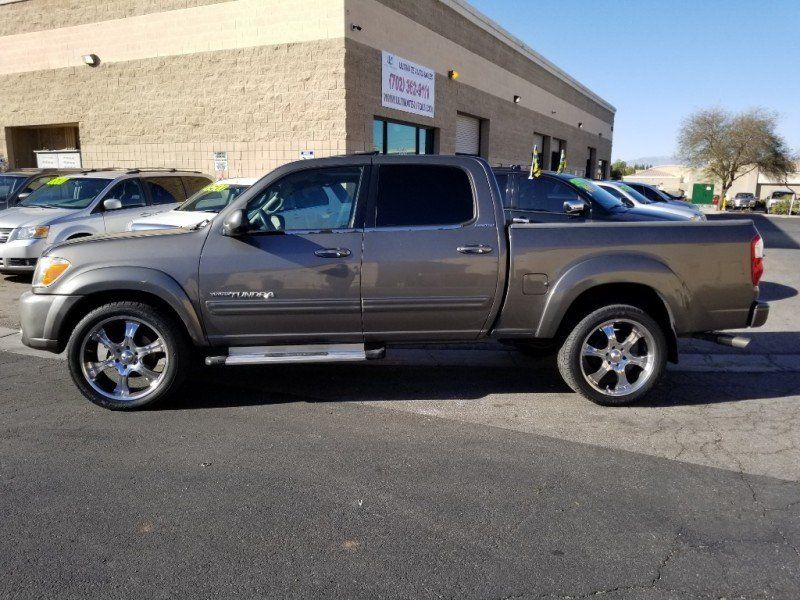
left=0, top=169, right=211, bottom=273
left=731, top=192, right=757, bottom=210
left=598, top=181, right=706, bottom=220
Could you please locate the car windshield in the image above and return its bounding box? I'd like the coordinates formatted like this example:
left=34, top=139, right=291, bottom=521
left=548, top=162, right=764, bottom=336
left=736, top=193, right=754, bottom=198
left=566, top=177, right=624, bottom=210
left=0, top=175, right=25, bottom=202
left=774, top=192, right=792, bottom=198
left=20, top=177, right=110, bottom=209
left=177, top=183, right=251, bottom=213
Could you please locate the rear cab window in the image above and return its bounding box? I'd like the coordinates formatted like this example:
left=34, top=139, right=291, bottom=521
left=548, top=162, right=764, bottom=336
left=375, top=165, right=474, bottom=227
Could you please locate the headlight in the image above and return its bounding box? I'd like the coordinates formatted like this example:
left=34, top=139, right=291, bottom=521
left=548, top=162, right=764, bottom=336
left=14, top=225, right=50, bottom=240
left=33, top=257, right=71, bottom=288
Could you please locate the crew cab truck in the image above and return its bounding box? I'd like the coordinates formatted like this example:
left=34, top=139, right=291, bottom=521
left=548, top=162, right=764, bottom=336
left=19, top=155, right=769, bottom=410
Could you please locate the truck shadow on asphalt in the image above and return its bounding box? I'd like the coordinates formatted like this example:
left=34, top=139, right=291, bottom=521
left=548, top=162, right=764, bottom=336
left=158, top=359, right=799, bottom=411
left=758, top=280, right=798, bottom=301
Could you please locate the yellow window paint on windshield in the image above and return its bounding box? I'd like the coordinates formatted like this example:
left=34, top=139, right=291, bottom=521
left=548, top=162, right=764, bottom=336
left=46, top=176, right=71, bottom=186
left=569, top=178, right=599, bottom=193
left=201, top=183, right=230, bottom=193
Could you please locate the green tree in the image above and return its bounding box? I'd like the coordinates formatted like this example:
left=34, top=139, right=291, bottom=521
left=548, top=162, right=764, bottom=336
left=678, top=108, right=795, bottom=210
left=610, top=160, right=628, bottom=180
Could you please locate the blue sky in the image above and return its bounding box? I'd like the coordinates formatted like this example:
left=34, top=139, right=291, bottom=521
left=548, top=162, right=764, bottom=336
left=469, top=0, right=800, bottom=162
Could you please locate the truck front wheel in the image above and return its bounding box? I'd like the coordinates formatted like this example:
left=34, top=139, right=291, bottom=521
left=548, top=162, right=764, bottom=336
left=557, top=304, right=667, bottom=406
left=66, top=301, right=189, bottom=410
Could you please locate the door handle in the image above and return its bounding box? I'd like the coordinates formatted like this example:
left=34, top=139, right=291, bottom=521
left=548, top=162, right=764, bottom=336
left=457, top=244, right=493, bottom=255
left=314, top=248, right=351, bottom=258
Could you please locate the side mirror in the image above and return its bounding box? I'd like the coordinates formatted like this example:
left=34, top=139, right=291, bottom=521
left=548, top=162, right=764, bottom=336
left=221, top=208, right=251, bottom=237
left=16, top=192, right=30, bottom=201
left=103, top=198, right=123, bottom=211
left=564, top=199, right=588, bottom=215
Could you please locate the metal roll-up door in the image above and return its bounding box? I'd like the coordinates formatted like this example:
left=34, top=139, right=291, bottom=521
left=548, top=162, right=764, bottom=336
left=455, top=114, right=481, bottom=155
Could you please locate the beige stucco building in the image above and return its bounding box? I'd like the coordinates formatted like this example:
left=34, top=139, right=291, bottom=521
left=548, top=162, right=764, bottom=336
left=0, top=0, right=615, bottom=179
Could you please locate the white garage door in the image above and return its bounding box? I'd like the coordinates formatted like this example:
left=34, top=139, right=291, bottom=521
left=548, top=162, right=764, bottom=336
left=455, top=114, right=481, bottom=155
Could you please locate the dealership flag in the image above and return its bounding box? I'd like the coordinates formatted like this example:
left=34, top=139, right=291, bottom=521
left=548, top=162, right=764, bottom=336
left=529, top=145, right=541, bottom=179
left=556, top=149, right=567, bottom=174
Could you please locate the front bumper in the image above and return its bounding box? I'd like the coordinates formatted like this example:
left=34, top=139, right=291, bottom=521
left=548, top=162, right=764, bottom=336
left=0, top=238, right=47, bottom=272
left=19, top=290, right=82, bottom=352
left=748, top=301, right=769, bottom=328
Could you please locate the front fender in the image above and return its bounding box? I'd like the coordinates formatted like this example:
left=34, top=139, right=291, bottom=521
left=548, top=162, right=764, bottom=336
left=536, top=253, right=690, bottom=338
left=54, top=266, right=206, bottom=346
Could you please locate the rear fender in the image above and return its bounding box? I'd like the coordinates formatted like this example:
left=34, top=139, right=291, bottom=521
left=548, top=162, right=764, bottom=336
left=536, top=254, right=689, bottom=338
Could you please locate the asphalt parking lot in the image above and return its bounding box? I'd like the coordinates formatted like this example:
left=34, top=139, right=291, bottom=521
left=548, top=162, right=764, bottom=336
left=1, top=212, right=799, bottom=598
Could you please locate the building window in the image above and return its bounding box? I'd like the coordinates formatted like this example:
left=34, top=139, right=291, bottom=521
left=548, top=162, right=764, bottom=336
left=373, top=118, right=434, bottom=155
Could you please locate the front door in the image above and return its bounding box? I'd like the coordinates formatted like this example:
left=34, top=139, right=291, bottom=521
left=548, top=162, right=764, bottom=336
left=199, top=165, right=367, bottom=346
left=101, top=178, right=152, bottom=233
left=361, top=160, right=500, bottom=341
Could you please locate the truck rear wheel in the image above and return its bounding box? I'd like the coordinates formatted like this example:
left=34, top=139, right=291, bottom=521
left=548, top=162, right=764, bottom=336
left=66, top=301, right=189, bottom=410
left=557, top=304, right=666, bottom=406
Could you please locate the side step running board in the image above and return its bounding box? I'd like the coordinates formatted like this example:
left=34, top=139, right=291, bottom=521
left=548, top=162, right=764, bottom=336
left=205, top=344, right=385, bottom=366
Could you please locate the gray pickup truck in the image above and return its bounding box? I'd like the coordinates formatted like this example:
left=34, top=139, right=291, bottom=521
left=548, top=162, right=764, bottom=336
left=19, top=155, right=768, bottom=410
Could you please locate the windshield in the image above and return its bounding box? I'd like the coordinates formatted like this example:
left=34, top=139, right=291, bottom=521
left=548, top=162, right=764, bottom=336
left=0, top=175, right=25, bottom=202
left=20, top=177, right=110, bottom=209
left=736, top=193, right=754, bottom=198
left=567, top=177, right=624, bottom=211
left=773, top=192, right=792, bottom=198
left=177, top=183, right=251, bottom=213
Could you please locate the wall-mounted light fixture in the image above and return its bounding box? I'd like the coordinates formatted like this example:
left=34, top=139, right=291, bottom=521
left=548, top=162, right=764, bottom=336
left=578, top=122, right=583, bottom=129
left=551, top=110, right=557, bottom=115
left=82, top=54, right=100, bottom=67
left=513, top=95, right=521, bottom=104
left=350, top=23, right=362, bottom=31
left=448, top=70, right=460, bottom=80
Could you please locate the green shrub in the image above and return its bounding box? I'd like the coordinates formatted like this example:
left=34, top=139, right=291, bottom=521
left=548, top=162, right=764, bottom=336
left=770, top=198, right=799, bottom=215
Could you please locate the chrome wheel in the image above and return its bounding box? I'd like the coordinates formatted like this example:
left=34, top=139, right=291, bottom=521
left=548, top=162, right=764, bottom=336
left=580, top=318, right=656, bottom=397
left=79, top=316, right=169, bottom=402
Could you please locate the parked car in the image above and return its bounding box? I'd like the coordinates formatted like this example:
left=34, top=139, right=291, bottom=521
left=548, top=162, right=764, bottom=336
left=494, top=167, right=694, bottom=222
left=598, top=181, right=704, bottom=221
left=21, top=155, right=768, bottom=410
left=0, top=169, right=212, bottom=273
left=730, top=192, right=757, bottom=210
left=0, top=169, right=79, bottom=211
left=765, top=190, right=797, bottom=214
left=127, top=178, right=257, bottom=231
left=624, top=182, right=704, bottom=217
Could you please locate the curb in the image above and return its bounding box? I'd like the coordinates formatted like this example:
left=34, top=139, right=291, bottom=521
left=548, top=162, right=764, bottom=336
left=1, top=327, right=799, bottom=373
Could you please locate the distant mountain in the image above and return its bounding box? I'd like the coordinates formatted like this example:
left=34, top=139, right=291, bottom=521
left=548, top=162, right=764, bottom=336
left=617, top=155, right=685, bottom=167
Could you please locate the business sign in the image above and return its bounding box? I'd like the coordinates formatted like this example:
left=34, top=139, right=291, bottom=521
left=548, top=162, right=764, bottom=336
left=299, top=150, right=315, bottom=160
left=34, top=150, right=82, bottom=169
left=213, top=151, right=228, bottom=173
left=381, top=51, right=435, bottom=118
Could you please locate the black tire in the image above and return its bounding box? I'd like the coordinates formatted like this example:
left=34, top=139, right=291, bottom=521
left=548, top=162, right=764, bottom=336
left=557, top=304, right=667, bottom=407
left=66, top=301, right=190, bottom=410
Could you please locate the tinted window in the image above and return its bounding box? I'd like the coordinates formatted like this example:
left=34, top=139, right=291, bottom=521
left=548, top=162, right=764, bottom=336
left=375, top=165, right=474, bottom=227
left=518, top=177, right=581, bottom=212
left=0, top=176, right=24, bottom=202
left=246, top=167, right=363, bottom=232
left=145, top=177, right=186, bottom=205
left=106, top=179, right=146, bottom=208
left=21, top=177, right=110, bottom=209
left=183, top=176, right=212, bottom=197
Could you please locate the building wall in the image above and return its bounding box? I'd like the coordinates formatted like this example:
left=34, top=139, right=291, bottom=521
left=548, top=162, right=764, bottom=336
left=0, top=0, right=348, bottom=176
left=343, top=0, right=613, bottom=172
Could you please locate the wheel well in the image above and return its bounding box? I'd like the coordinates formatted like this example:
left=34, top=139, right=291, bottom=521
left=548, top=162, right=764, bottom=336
left=55, top=290, right=192, bottom=353
left=556, top=283, right=678, bottom=363
left=66, top=233, right=92, bottom=240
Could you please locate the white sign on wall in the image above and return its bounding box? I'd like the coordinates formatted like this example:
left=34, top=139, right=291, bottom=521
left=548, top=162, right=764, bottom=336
left=299, top=150, right=315, bottom=160
left=34, top=150, right=82, bottom=169
left=381, top=51, right=435, bottom=118
left=213, top=151, right=228, bottom=173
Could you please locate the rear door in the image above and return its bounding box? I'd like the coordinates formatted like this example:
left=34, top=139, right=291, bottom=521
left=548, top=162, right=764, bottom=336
left=143, top=176, right=187, bottom=214
left=361, top=157, right=500, bottom=341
